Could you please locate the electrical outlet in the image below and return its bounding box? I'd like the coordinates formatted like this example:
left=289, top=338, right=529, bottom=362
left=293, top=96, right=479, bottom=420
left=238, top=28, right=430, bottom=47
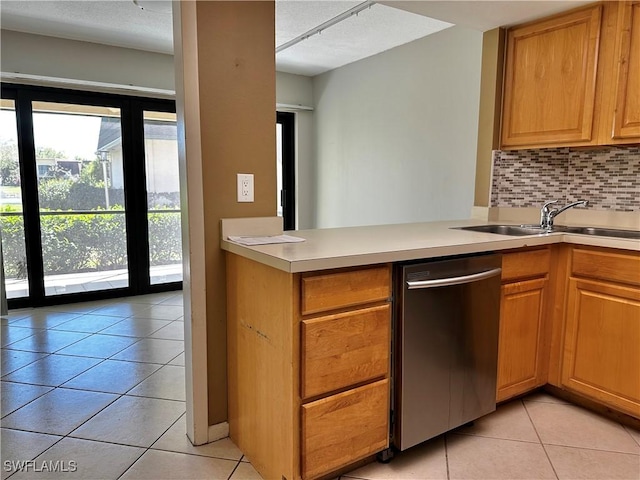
left=237, top=173, right=254, bottom=202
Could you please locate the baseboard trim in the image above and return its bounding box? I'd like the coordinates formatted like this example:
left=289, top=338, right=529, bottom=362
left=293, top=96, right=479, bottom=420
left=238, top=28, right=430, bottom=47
left=208, top=421, right=230, bottom=443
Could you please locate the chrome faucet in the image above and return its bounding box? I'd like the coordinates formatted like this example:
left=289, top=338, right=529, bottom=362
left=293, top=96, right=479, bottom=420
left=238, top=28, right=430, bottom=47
left=540, top=200, right=589, bottom=231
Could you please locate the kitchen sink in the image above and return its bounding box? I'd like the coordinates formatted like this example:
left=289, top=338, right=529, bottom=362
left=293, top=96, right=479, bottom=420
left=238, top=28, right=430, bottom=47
left=455, top=224, right=640, bottom=239
left=454, top=225, right=548, bottom=236
left=559, top=226, right=640, bottom=239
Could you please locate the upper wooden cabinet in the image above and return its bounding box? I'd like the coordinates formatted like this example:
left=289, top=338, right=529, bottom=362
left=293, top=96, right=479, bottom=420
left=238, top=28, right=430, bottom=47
left=611, top=1, right=640, bottom=140
left=501, top=2, right=640, bottom=149
left=501, top=5, right=602, bottom=147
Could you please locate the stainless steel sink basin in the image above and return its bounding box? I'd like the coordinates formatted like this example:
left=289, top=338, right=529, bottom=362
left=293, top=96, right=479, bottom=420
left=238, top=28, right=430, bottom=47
left=558, top=226, right=640, bottom=239
left=454, top=225, right=548, bottom=236
left=455, top=224, right=640, bottom=239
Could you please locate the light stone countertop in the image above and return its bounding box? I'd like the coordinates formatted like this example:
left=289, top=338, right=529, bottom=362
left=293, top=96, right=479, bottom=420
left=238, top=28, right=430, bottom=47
left=220, top=219, right=640, bottom=273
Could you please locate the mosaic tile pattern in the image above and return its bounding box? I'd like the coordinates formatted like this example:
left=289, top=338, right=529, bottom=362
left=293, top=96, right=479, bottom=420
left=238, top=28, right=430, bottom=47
left=491, top=146, right=640, bottom=212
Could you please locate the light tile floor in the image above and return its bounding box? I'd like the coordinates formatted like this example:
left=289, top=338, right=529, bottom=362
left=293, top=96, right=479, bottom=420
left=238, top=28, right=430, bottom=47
left=2, top=294, right=639, bottom=479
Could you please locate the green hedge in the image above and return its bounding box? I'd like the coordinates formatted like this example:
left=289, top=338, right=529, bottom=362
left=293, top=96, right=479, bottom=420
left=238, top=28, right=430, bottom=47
left=1, top=214, right=28, bottom=278
left=1, top=210, right=181, bottom=278
left=37, top=178, right=179, bottom=211
left=38, top=179, right=125, bottom=210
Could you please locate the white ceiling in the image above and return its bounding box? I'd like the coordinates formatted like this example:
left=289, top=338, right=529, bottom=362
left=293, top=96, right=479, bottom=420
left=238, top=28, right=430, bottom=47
left=276, top=2, right=452, bottom=76
left=0, top=0, right=594, bottom=77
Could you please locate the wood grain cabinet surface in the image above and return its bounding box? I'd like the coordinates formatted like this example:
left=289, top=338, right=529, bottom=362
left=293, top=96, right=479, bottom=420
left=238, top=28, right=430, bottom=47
left=301, top=304, right=390, bottom=399
left=497, top=249, right=551, bottom=402
left=560, top=247, right=640, bottom=417
left=301, top=379, right=389, bottom=480
left=300, top=266, right=390, bottom=315
left=501, top=1, right=640, bottom=149
left=300, top=266, right=391, bottom=479
left=610, top=1, right=640, bottom=140
left=227, top=254, right=391, bottom=480
left=501, top=5, right=602, bottom=147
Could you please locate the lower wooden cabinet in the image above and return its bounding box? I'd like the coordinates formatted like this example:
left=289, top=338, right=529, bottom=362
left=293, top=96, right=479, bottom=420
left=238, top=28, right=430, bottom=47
left=300, top=267, right=391, bottom=479
left=301, top=379, right=389, bottom=480
left=560, top=247, right=640, bottom=417
left=497, top=277, right=548, bottom=401
left=227, top=254, right=391, bottom=480
left=227, top=244, right=639, bottom=480
left=496, top=248, right=550, bottom=402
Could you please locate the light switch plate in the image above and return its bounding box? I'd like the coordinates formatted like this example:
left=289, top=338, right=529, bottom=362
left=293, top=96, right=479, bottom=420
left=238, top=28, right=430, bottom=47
left=237, top=173, right=254, bottom=202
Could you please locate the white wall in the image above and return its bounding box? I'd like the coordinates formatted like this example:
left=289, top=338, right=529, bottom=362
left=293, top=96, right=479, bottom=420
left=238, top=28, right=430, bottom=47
left=1, top=30, right=175, bottom=95
left=312, top=26, right=482, bottom=228
left=1, top=29, right=482, bottom=230
left=276, top=71, right=312, bottom=107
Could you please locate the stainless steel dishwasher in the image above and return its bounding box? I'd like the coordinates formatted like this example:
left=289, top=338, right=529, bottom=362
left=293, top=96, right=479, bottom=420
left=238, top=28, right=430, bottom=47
left=393, top=253, right=502, bottom=451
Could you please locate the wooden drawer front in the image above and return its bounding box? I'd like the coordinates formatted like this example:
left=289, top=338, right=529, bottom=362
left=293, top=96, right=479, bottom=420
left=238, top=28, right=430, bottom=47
left=572, top=248, right=640, bottom=286
left=301, top=266, right=391, bottom=315
left=502, top=248, right=550, bottom=281
left=301, top=304, right=390, bottom=399
left=301, top=379, right=389, bottom=480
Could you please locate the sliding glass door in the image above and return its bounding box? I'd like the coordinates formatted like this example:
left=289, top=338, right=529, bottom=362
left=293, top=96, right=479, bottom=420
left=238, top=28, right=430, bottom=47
left=32, top=101, right=129, bottom=295
left=0, top=84, right=182, bottom=308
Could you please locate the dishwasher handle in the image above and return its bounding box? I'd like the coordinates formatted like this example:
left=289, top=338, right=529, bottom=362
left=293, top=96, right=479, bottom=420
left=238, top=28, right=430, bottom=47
left=406, top=267, right=502, bottom=289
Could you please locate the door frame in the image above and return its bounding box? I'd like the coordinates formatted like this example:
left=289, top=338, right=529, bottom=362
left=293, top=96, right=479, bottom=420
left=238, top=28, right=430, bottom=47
left=277, top=111, right=295, bottom=230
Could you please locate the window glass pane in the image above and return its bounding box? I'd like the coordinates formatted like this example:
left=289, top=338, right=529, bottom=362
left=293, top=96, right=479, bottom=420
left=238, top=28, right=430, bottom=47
left=32, top=101, right=128, bottom=295
left=143, top=111, right=182, bottom=284
left=0, top=99, right=29, bottom=299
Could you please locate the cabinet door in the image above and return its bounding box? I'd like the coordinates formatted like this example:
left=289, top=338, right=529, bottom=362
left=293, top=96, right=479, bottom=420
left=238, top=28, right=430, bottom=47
left=611, top=1, right=640, bottom=140
left=497, top=278, right=548, bottom=402
left=301, top=379, right=389, bottom=480
left=562, top=278, right=640, bottom=417
left=501, top=5, right=602, bottom=147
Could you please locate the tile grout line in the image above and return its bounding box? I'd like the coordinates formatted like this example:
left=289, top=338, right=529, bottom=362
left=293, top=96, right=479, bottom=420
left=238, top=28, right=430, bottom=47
left=444, top=433, right=451, bottom=480
left=521, top=399, right=560, bottom=480
left=3, top=296, right=200, bottom=479
left=451, top=430, right=544, bottom=445
left=525, top=397, right=640, bottom=456
left=540, top=440, right=640, bottom=457
left=115, top=409, right=185, bottom=480
left=226, top=458, right=243, bottom=480
left=1, top=350, right=53, bottom=377
left=621, top=424, right=640, bottom=450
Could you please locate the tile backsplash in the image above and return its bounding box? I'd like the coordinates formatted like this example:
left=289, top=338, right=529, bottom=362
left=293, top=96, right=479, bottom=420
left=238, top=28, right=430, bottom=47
left=490, top=146, right=640, bottom=212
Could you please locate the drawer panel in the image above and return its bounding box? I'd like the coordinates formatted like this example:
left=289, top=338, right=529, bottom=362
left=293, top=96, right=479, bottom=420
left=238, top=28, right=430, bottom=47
left=572, top=247, right=640, bottom=286
left=301, top=379, right=389, bottom=480
left=301, top=304, right=390, bottom=399
left=301, top=266, right=391, bottom=315
left=502, top=248, right=550, bottom=281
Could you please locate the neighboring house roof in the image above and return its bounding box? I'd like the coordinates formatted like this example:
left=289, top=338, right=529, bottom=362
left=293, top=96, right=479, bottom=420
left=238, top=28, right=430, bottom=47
left=96, top=116, right=122, bottom=152
left=96, top=117, right=177, bottom=152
